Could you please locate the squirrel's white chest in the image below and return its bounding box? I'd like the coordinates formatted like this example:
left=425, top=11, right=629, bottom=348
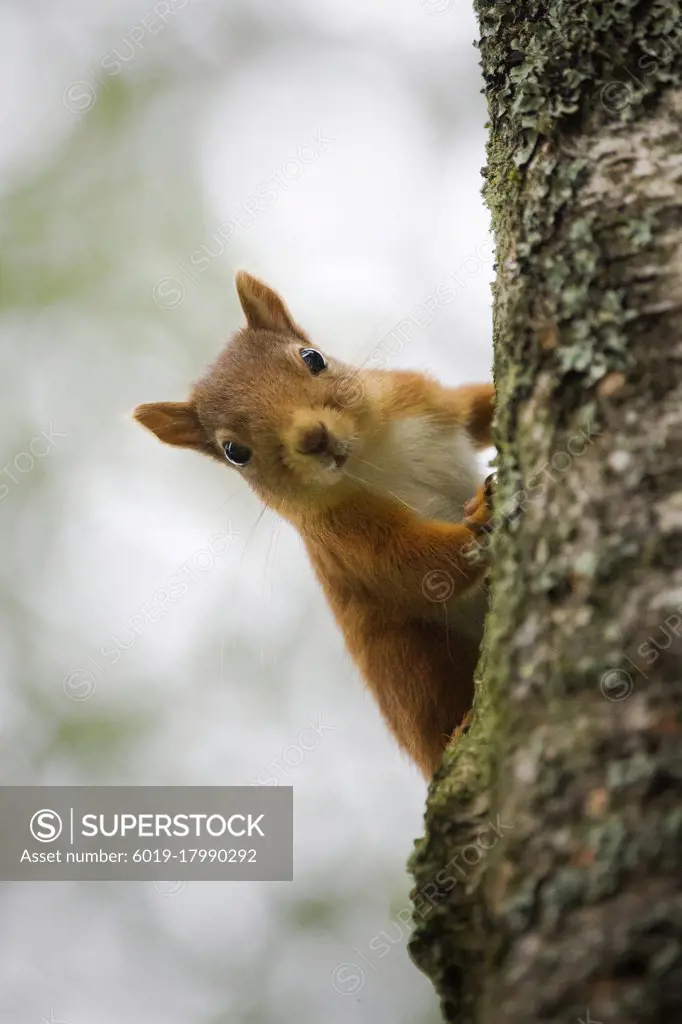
left=352, top=416, right=481, bottom=523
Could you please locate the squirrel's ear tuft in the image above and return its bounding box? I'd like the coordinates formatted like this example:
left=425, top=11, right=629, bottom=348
left=235, top=271, right=305, bottom=338
left=133, top=401, right=209, bottom=452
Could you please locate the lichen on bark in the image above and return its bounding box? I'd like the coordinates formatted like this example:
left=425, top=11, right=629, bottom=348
left=409, top=3, right=682, bottom=1022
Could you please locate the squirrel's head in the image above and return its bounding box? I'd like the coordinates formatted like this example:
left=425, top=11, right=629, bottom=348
left=134, top=272, right=378, bottom=513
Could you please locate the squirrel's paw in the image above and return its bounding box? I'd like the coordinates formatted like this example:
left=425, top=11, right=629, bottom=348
left=463, top=473, right=495, bottom=535
left=450, top=708, right=474, bottom=746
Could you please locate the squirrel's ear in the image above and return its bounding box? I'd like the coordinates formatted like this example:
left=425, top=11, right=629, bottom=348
left=133, top=401, right=210, bottom=452
left=235, top=271, right=305, bottom=338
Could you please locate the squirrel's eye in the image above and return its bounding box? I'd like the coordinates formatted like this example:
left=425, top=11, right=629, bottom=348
left=223, top=441, right=251, bottom=466
left=300, top=348, right=327, bottom=375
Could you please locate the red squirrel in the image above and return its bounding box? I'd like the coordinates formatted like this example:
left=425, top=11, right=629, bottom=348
left=134, top=272, right=495, bottom=777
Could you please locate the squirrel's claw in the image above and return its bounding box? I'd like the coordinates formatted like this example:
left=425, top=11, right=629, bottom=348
left=463, top=473, right=496, bottom=534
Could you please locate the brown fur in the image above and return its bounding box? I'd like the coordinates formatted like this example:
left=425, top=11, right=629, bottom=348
left=134, top=272, right=495, bottom=777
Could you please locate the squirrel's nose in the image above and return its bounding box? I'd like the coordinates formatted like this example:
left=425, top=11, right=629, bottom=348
left=298, top=422, right=329, bottom=456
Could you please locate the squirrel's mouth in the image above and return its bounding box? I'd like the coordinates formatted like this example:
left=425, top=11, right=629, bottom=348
left=289, top=418, right=355, bottom=480
left=311, top=435, right=352, bottom=472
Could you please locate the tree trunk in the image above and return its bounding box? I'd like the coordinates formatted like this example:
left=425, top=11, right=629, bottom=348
left=409, top=3, right=682, bottom=1022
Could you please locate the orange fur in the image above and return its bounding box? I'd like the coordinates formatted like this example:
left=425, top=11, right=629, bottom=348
left=133, top=272, right=496, bottom=777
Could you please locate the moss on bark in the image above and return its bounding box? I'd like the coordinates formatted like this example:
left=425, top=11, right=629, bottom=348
left=409, top=3, right=682, bottom=1022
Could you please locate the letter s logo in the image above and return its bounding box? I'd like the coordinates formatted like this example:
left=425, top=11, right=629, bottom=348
left=30, top=809, right=63, bottom=843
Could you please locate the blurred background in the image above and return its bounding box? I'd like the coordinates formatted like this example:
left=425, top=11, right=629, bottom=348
left=0, top=0, right=493, bottom=1021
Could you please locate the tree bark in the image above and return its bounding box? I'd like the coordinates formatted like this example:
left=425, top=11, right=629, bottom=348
left=409, top=3, right=682, bottom=1022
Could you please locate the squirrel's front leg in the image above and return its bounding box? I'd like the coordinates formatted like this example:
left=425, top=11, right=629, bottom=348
left=449, top=381, right=495, bottom=450
left=326, top=493, right=492, bottom=621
